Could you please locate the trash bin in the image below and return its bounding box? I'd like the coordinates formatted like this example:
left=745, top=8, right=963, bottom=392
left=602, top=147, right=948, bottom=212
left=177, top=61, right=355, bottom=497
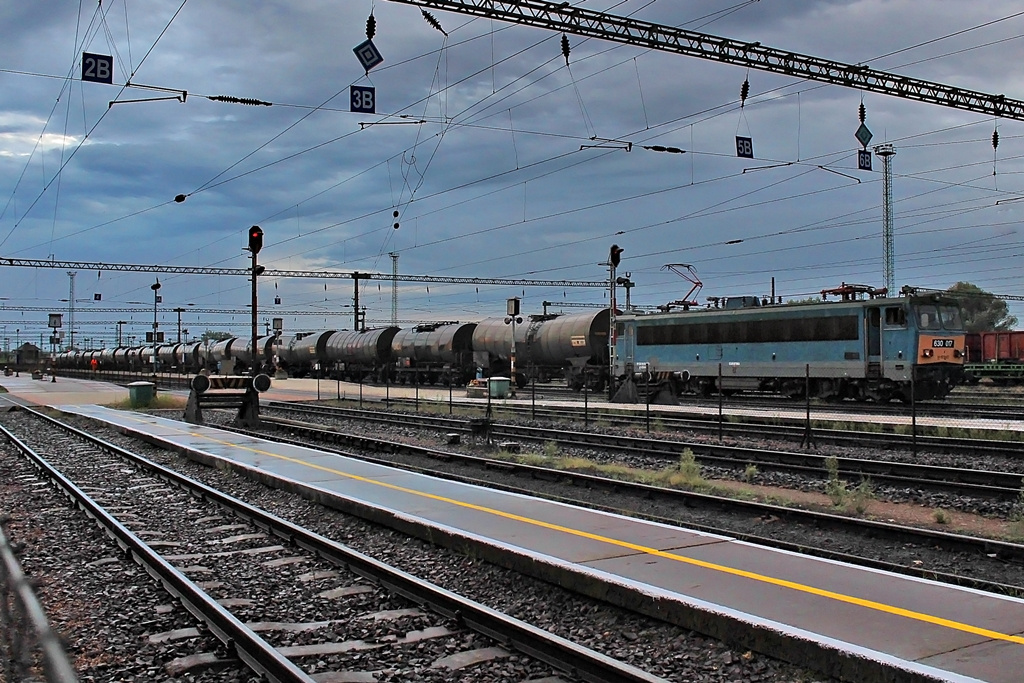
left=127, top=381, right=155, bottom=408
left=487, top=376, right=511, bottom=399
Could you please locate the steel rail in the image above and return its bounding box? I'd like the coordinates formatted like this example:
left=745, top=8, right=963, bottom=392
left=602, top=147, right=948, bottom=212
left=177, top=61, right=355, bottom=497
left=15, top=406, right=668, bottom=683
left=0, top=520, right=79, bottom=683
left=264, top=402, right=1024, bottom=497
left=47, top=371, right=1023, bottom=458
left=0, top=421, right=315, bottom=683
left=252, top=409, right=1024, bottom=560
left=371, top=394, right=1024, bottom=457
left=220, top=413, right=1024, bottom=593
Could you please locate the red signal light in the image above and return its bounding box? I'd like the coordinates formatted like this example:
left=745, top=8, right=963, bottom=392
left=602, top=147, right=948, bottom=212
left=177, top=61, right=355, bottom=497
left=248, top=225, right=263, bottom=254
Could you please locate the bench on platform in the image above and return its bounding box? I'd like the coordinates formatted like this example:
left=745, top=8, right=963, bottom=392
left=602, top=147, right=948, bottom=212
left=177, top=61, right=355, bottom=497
left=184, top=374, right=272, bottom=427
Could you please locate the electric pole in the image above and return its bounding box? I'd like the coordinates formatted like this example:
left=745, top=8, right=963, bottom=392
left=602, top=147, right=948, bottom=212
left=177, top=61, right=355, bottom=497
left=389, top=252, right=399, bottom=325
left=875, top=144, right=896, bottom=293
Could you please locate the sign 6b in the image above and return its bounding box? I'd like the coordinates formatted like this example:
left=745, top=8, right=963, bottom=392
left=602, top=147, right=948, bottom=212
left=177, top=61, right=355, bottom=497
left=351, top=85, right=376, bottom=114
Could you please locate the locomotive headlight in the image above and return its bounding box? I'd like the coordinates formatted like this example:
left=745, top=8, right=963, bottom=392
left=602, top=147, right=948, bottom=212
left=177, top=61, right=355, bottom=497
left=953, top=349, right=962, bottom=358
left=921, top=348, right=934, bottom=358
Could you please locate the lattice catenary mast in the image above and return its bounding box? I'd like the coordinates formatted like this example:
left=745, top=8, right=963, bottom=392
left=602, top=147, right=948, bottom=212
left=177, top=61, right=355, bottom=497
left=875, top=144, right=896, bottom=293
left=67, top=270, right=76, bottom=349
left=389, top=252, right=399, bottom=325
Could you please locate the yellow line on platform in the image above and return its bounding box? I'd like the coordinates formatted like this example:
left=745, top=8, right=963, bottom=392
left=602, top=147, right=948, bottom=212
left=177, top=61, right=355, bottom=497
left=115, top=409, right=1024, bottom=646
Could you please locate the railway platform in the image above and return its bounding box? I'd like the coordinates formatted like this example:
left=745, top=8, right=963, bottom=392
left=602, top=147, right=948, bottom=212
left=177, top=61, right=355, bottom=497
left=13, top=372, right=1024, bottom=435
left=0, top=372, right=127, bottom=406
left=54, top=403, right=1024, bottom=683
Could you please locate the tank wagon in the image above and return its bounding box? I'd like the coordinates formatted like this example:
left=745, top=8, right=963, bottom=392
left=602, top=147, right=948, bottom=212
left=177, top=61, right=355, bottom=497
left=390, top=322, right=477, bottom=385
left=205, top=338, right=236, bottom=372
left=98, top=348, right=117, bottom=369
left=274, top=328, right=403, bottom=382
left=471, top=310, right=610, bottom=389
left=196, top=336, right=273, bottom=374
left=325, top=327, right=400, bottom=382
left=274, top=331, right=336, bottom=378
left=964, top=330, right=1024, bottom=384
left=614, top=289, right=966, bottom=402
left=230, top=335, right=277, bottom=374
left=53, top=337, right=274, bottom=375
left=156, top=343, right=184, bottom=372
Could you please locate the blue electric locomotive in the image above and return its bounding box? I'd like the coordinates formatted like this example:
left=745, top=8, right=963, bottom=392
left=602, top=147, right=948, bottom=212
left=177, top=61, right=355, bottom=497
left=614, top=287, right=966, bottom=402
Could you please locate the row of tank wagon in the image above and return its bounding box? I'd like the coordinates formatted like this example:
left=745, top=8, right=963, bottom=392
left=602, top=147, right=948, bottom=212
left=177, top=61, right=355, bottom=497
left=54, top=310, right=613, bottom=390
left=53, top=336, right=276, bottom=377
left=612, top=290, right=968, bottom=402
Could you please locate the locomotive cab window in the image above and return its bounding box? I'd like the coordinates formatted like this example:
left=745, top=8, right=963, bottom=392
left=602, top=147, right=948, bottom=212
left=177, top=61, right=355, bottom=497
left=884, top=307, right=906, bottom=327
left=917, top=305, right=941, bottom=330
left=917, top=304, right=963, bottom=331
left=939, top=305, right=963, bottom=330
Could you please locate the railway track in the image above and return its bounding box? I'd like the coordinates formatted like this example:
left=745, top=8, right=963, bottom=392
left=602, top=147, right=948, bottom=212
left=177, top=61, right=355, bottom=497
left=7, top=398, right=1022, bottom=680
left=0, top=405, right=669, bottom=682
left=264, top=402, right=1024, bottom=502
left=52, top=368, right=1024, bottom=423
left=325, top=396, right=1024, bottom=464
left=213, top=403, right=1024, bottom=596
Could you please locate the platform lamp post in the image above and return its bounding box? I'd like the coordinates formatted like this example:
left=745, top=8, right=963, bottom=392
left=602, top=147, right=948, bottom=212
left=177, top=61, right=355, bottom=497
left=151, top=279, right=162, bottom=377
left=47, top=313, right=61, bottom=382
left=248, top=226, right=264, bottom=377
left=173, top=308, right=185, bottom=343
left=607, top=244, right=624, bottom=400
left=272, top=317, right=283, bottom=375
left=504, top=297, right=522, bottom=393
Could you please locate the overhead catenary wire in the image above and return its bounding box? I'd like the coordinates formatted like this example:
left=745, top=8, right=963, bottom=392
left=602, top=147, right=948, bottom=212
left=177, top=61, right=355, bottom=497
left=4, top=1, right=1019, bottom=313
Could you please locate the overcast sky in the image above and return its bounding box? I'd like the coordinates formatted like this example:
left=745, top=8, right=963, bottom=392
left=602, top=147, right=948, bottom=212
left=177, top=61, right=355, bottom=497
left=2, top=0, right=1023, bottom=347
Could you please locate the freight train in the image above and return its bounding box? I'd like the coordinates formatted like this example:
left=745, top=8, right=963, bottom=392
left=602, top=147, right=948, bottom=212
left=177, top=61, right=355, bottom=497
left=53, top=285, right=970, bottom=402
left=613, top=285, right=967, bottom=402
left=52, top=310, right=612, bottom=391
left=963, top=330, right=1024, bottom=384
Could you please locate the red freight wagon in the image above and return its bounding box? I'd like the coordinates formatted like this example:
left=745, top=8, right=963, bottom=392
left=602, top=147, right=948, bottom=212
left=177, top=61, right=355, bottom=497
left=964, top=331, right=1024, bottom=383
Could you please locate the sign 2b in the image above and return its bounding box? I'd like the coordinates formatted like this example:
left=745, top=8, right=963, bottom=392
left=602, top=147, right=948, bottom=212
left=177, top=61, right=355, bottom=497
left=82, top=52, right=113, bottom=84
